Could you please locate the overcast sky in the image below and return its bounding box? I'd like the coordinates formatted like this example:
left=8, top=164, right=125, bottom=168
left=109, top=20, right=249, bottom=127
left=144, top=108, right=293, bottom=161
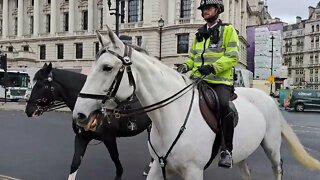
left=267, top=0, right=320, bottom=23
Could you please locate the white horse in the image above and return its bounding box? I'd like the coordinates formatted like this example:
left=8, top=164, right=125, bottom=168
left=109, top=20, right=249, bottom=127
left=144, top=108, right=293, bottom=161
left=72, top=27, right=320, bottom=180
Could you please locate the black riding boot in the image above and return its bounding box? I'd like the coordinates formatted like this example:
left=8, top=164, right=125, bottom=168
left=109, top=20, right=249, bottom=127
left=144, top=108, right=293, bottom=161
left=218, top=111, right=235, bottom=168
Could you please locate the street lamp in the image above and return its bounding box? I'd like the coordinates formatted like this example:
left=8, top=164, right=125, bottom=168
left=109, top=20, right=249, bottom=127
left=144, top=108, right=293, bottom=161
left=158, top=18, right=164, bottom=61
left=269, top=35, right=275, bottom=96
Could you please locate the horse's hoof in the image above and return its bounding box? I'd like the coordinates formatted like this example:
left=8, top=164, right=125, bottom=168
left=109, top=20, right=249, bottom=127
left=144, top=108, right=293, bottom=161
left=114, top=176, right=122, bottom=180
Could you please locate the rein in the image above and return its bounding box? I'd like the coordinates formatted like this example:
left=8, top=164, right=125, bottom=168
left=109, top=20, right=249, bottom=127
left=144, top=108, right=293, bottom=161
left=76, top=44, right=205, bottom=179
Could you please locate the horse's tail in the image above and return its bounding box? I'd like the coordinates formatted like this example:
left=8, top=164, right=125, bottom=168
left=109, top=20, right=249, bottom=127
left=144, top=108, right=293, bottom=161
left=281, top=115, right=320, bottom=170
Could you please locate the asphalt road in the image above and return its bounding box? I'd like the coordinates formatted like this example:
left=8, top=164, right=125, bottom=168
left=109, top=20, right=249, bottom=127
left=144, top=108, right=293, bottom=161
left=0, top=110, right=319, bottom=180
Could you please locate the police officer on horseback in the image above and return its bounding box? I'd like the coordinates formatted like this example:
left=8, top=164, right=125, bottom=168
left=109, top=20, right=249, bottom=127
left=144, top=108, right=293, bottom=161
left=177, top=0, right=239, bottom=168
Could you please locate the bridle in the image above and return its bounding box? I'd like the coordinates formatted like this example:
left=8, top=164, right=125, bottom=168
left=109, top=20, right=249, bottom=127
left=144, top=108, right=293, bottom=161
left=27, top=72, right=68, bottom=115
left=79, top=45, right=136, bottom=108
left=77, top=43, right=204, bottom=180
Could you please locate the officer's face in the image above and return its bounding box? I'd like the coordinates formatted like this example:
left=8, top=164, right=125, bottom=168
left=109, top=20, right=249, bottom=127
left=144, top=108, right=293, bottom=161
left=202, top=5, right=219, bottom=21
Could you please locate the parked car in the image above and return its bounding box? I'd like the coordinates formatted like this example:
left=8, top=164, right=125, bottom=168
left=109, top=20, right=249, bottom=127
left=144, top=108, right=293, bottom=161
left=288, top=89, right=320, bottom=112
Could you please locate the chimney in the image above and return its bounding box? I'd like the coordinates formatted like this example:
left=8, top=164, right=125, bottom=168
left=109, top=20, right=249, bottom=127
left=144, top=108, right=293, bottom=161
left=309, top=6, right=315, bottom=18
left=296, top=16, right=302, bottom=23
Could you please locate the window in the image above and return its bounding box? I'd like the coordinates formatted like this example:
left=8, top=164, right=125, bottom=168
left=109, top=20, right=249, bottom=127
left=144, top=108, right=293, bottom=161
left=57, top=44, right=64, bottom=59
left=40, top=45, right=46, bottom=60
left=177, top=34, right=189, bottom=54
left=311, top=69, right=314, bottom=74
left=316, top=77, right=319, bottom=82
left=7, top=46, right=13, bottom=52
left=23, top=46, right=29, bottom=52
left=82, top=10, right=88, bottom=30
left=295, top=70, right=299, bottom=74
left=47, top=0, right=51, bottom=4
left=46, top=14, right=51, bottom=33
left=120, top=1, right=125, bottom=23
left=315, top=69, right=319, bottom=74
left=64, top=12, right=69, bottom=31
left=95, top=42, right=99, bottom=55
left=14, top=17, right=18, bottom=35
left=300, top=69, right=303, bottom=74
left=317, top=25, right=319, bottom=31
left=288, top=69, right=291, bottom=75
left=180, top=0, right=191, bottom=18
left=15, top=0, right=18, bottom=8
left=136, top=36, right=142, bottom=47
left=312, top=25, right=314, bottom=32
left=128, top=0, right=139, bottom=22
left=31, top=0, right=34, bottom=6
left=29, top=16, right=34, bottom=34
left=75, top=43, right=83, bottom=59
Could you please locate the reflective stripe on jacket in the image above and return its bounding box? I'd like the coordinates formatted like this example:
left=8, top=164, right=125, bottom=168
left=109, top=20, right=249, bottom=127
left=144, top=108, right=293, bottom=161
left=185, top=22, right=239, bottom=86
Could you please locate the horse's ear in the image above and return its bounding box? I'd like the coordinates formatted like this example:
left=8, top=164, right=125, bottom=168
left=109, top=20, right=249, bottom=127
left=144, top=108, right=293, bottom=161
left=96, top=30, right=111, bottom=47
left=96, top=25, right=124, bottom=49
left=42, top=63, right=48, bottom=69
left=47, top=63, right=52, bottom=72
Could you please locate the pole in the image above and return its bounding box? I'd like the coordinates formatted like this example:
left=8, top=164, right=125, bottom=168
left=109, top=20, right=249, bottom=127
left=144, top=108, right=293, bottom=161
left=159, top=26, right=162, bottom=61
left=108, top=0, right=121, bottom=36
left=270, top=35, right=274, bottom=96
left=115, top=0, right=120, bottom=36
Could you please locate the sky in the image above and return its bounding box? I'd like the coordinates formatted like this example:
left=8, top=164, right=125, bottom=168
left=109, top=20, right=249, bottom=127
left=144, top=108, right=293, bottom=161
left=267, top=0, right=320, bottom=23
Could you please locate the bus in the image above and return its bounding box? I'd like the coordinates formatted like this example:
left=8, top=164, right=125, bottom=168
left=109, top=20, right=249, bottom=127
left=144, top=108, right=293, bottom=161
left=234, top=69, right=253, bottom=88
left=0, top=69, right=30, bottom=101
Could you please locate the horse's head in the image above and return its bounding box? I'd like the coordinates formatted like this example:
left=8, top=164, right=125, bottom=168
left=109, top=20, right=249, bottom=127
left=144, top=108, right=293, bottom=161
left=73, top=27, right=137, bottom=131
left=25, top=63, right=65, bottom=117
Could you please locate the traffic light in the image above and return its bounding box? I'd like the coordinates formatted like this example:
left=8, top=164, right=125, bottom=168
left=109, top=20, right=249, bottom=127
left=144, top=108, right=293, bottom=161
left=0, top=54, right=7, bottom=71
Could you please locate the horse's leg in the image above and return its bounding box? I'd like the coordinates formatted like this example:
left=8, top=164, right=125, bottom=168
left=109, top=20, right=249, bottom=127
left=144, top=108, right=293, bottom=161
left=103, top=137, right=123, bottom=180
left=146, top=161, right=165, bottom=180
left=183, top=167, right=203, bottom=180
left=143, top=157, right=154, bottom=176
left=68, top=135, right=90, bottom=180
left=261, top=136, right=283, bottom=180
left=237, top=160, right=251, bottom=180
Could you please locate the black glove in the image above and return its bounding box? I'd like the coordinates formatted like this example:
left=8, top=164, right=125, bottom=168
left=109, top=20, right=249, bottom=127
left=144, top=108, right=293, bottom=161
left=177, top=64, right=189, bottom=73
left=198, top=65, right=215, bottom=76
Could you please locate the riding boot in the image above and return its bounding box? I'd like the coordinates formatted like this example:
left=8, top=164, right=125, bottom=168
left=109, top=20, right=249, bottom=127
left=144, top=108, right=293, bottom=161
left=218, top=111, right=235, bottom=168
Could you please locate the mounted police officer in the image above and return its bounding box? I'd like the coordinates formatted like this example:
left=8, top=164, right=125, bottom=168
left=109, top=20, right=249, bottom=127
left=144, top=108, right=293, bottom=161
left=177, top=0, right=239, bottom=168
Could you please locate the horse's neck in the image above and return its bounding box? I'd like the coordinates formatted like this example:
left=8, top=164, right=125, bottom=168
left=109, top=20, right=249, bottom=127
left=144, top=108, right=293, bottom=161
left=52, top=69, right=86, bottom=110
left=132, top=53, right=193, bottom=133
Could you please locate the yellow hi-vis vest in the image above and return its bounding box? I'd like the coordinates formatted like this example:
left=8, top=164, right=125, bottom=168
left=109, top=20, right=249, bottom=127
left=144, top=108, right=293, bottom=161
left=185, top=22, right=239, bottom=86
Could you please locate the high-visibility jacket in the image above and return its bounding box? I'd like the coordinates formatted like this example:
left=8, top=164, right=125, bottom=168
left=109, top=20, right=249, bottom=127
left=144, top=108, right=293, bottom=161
left=185, top=21, right=239, bottom=86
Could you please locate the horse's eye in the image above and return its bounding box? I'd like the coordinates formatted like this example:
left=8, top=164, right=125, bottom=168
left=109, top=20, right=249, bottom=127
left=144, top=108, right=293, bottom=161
left=102, top=65, right=113, bottom=72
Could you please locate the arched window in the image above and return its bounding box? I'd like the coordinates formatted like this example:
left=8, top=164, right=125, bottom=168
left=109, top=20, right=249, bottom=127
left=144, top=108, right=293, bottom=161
left=316, top=24, right=319, bottom=31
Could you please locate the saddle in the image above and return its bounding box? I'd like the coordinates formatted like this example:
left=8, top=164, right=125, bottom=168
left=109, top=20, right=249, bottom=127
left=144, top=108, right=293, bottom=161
left=198, top=81, right=239, bottom=133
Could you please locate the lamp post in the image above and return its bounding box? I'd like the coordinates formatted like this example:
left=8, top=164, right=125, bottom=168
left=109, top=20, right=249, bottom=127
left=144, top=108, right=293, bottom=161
left=158, top=18, right=164, bottom=61
left=108, top=0, right=121, bottom=36
left=269, top=35, right=275, bottom=96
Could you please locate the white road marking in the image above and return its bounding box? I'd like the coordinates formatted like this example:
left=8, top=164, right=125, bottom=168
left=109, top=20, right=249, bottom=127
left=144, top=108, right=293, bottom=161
left=0, top=175, right=21, bottom=180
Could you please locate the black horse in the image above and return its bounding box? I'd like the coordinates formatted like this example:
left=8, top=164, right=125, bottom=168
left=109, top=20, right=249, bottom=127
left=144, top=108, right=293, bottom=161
left=25, top=63, right=152, bottom=180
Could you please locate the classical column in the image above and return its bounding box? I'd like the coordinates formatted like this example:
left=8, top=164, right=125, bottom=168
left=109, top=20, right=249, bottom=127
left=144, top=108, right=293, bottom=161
left=69, top=0, right=75, bottom=33
left=50, top=0, right=57, bottom=35
left=223, top=0, right=230, bottom=23
left=2, top=0, right=8, bottom=38
left=88, top=0, right=94, bottom=33
left=33, top=0, right=40, bottom=36
left=167, top=0, right=175, bottom=25
left=17, top=0, right=24, bottom=37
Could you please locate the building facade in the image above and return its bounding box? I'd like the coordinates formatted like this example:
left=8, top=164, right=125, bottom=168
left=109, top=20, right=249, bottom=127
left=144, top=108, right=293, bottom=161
left=283, top=2, right=320, bottom=90
left=0, top=0, right=265, bottom=78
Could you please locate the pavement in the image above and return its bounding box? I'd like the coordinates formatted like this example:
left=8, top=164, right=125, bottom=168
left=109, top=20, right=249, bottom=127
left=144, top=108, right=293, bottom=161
left=0, top=101, right=70, bottom=112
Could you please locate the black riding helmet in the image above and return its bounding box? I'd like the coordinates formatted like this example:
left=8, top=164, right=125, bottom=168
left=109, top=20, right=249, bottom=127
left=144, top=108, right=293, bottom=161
left=198, top=0, right=225, bottom=14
